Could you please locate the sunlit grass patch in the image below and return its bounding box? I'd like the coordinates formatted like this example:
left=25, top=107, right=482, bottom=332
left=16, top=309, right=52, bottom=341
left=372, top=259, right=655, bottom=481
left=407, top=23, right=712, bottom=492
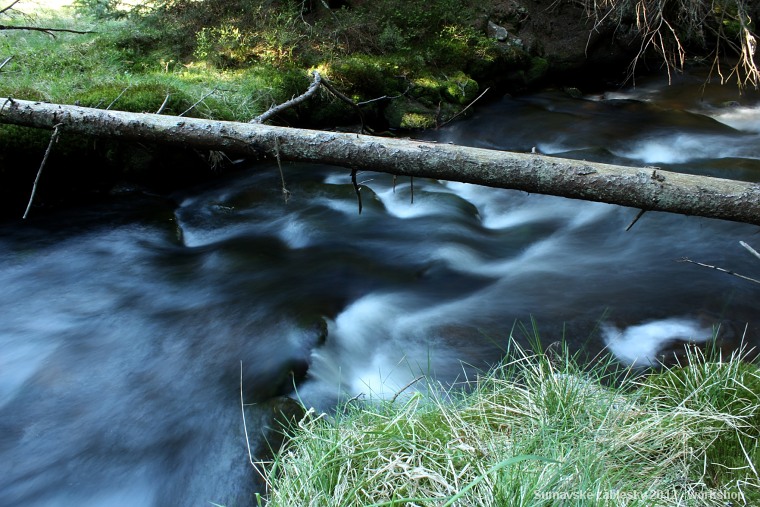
left=258, top=340, right=759, bottom=506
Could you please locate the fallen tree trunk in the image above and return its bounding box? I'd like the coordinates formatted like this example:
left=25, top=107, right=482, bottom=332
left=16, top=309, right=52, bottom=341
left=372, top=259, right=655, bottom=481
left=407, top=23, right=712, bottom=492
left=2, top=97, right=760, bottom=226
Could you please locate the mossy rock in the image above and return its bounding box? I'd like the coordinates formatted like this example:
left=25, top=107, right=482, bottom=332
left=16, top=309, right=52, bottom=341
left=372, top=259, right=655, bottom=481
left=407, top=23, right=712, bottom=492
left=525, top=57, right=549, bottom=84
left=384, top=97, right=438, bottom=129
left=442, top=72, right=479, bottom=105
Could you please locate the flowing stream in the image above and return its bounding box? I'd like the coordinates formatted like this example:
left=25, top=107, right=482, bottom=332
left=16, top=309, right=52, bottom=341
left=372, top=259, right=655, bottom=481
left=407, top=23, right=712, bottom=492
left=2, top=71, right=760, bottom=505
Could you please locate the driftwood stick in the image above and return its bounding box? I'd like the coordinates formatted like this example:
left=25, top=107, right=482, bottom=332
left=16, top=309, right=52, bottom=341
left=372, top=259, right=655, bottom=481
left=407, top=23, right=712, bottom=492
left=679, top=257, right=760, bottom=285
left=252, top=71, right=321, bottom=124
left=23, top=122, right=63, bottom=219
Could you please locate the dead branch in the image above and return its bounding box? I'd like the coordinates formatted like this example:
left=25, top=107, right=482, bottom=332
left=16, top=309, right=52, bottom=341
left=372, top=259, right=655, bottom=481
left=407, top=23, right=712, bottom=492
left=0, top=1, right=22, bottom=15
left=0, top=55, right=11, bottom=71
left=438, top=87, right=491, bottom=128
left=179, top=87, right=217, bottom=117
left=6, top=98, right=760, bottom=227
left=679, top=258, right=760, bottom=285
left=23, top=122, right=63, bottom=219
left=0, top=25, right=96, bottom=37
left=320, top=77, right=368, bottom=133
left=251, top=70, right=321, bottom=124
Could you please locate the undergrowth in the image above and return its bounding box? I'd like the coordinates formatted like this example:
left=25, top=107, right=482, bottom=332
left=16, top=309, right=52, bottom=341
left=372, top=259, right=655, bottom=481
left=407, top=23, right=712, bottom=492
left=257, top=340, right=760, bottom=506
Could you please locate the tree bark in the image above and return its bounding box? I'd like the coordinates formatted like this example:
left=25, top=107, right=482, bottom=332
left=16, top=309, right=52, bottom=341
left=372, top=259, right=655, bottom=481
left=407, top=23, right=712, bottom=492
left=2, top=97, right=760, bottom=226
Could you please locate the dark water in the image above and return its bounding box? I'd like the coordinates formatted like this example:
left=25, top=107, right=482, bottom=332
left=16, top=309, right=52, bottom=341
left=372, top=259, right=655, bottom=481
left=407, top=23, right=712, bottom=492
left=2, top=72, right=760, bottom=505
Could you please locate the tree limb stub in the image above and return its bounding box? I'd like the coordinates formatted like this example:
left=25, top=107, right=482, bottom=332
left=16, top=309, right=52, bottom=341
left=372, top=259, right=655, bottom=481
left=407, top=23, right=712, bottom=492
left=2, top=98, right=760, bottom=226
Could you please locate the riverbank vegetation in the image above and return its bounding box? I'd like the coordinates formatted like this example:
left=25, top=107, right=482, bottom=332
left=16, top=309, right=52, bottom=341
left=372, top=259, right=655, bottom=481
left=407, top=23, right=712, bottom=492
left=257, top=340, right=760, bottom=506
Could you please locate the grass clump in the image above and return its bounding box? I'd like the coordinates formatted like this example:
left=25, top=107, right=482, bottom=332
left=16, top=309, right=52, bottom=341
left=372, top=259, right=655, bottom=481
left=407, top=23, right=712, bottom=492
left=259, top=340, right=760, bottom=506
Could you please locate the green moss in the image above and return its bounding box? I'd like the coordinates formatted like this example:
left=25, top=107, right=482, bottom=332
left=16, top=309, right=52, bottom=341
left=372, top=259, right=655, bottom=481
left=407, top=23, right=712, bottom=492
left=525, top=56, right=549, bottom=84
left=443, top=71, right=479, bottom=105
left=76, top=82, right=194, bottom=114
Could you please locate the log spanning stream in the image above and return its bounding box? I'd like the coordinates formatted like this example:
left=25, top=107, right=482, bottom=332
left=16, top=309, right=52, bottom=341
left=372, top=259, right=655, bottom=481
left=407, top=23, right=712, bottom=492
left=2, top=72, right=760, bottom=505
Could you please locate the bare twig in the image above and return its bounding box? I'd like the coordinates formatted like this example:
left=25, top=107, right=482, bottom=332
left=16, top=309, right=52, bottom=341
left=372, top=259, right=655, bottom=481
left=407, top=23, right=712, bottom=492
left=0, top=24, right=96, bottom=36
left=23, top=122, right=63, bottom=219
left=156, top=93, right=171, bottom=114
left=0, top=55, right=12, bottom=71
left=0, top=0, right=21, bottom=15
left=740, top=241, right=760, bottom=261
left=179, top=87, right=217, bottom=117
left=437, top=87, right=491, bottom=128
left=274, top=137, right=290, bottom=203
left=240, top=361, right=256, bottom=468
left=390, top=375, right=425, bottom=403
left=106, top=87, right=129, bottom=110
left=679, top=257, right=760, bottom=285
left=320, top=77, right=368, bottom=133
left=625, top=209, right=647, bottom=231
left=251, top=70, right=321, bottom=124
left=351, top=168, right=362, bottom=214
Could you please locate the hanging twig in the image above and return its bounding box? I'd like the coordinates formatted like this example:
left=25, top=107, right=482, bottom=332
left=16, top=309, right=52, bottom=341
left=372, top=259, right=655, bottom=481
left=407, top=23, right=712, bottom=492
left=437, top=87, right=491, bottom=128
left=351, top=168, right=362, bottom=214
left=679, top=257, right=760, bottom=285
left=274, top=137, right=290, bottom=203
left=179, top=87, right=217, bottom=117
left=625, top=209, right=647, bottom=231
left=240, top=361, right=256, bottom=468
left=23, top=122, right=63, bottom=219
left=251, top=71, right=321, bottom=124
left=740, top=241, right=760, bottom=262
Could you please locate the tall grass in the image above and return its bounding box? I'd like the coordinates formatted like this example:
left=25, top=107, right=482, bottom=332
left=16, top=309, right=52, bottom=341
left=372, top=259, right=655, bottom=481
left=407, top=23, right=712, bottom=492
left=258, top=340, right=759, bottom=506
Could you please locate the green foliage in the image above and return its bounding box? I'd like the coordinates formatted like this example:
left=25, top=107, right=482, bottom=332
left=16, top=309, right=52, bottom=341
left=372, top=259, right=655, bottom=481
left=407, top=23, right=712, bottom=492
left=73, top=0, right=126, bottom=20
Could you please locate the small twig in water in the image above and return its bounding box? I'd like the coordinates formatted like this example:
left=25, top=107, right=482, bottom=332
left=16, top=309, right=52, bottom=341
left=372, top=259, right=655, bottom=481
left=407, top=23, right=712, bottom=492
left=625, top=209, right=647, bottom=231
left=391, top=375, right=425, bottom=403
left=351, top=168, right=362, bottom=214
left=23, top=122, right=63, bottom=219
left=740, top=241, right=760, bottom=262
left=679, top=257, right=760, bottom=285
left=240, top=361, right=256, bottom=468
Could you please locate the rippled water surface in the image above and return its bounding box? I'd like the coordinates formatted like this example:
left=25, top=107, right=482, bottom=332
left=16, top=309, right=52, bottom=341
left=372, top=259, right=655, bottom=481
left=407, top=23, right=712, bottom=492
left=2, top=72, right=760, bottom=505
